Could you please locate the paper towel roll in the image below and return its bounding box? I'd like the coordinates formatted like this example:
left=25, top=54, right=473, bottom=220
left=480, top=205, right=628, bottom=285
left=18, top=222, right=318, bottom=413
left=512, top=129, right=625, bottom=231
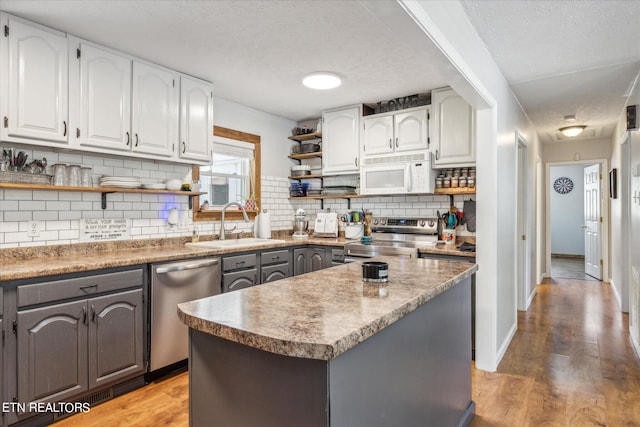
left=256, top=211, right=271, bottom=239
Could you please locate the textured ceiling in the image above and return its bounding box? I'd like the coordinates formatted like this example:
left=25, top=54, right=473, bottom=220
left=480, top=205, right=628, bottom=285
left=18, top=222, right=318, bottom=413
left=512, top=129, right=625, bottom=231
left=461, top=0, right=640, bottom=143
left=2, top=0, right=638, bottom=144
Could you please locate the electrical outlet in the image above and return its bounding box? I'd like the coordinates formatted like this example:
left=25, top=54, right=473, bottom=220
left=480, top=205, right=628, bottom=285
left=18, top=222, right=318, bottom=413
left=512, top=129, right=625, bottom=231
left=28, top=221, right=40, bottom=237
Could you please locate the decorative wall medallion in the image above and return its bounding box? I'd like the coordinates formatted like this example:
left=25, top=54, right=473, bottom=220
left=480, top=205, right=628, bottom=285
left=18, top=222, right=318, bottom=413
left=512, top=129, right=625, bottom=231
left=553, top=177, right=574, bottom=194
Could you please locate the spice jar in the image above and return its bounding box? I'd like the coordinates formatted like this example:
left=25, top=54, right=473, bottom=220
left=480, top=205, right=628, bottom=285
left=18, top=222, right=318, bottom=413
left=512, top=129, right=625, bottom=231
left=459, top=177, right=467, bottom=188
left=451, top=176, right=459, bottom=188
left=435, top=177, right=443, bottom=189
left=467, top=176, right=475, bottom=188
left=443, top=177, right=451, bottom=188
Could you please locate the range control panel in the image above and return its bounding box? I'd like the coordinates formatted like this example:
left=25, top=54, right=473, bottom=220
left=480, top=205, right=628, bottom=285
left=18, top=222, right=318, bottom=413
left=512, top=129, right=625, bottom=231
left=370, top=217, right=438, bottom=234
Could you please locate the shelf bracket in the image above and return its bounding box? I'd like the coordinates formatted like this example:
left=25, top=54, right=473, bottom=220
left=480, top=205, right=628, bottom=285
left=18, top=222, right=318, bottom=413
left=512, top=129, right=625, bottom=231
left=320, top=199, right=324, bottom=210
left=188, top=195, right=195, bottom=210
left=449, top=195, right=454, bottom=208
left=101, top=192, right=115, bottom=209
left=347, top=198, right=352, bottom=209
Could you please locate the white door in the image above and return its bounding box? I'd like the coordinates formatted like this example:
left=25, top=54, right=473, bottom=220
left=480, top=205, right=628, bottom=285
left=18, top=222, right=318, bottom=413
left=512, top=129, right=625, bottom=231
left=394, top=108, right=428, bottom=153
left=132, top=62, right=178, bottom=158
left=322, top=106, right=359, bottom=174
left=179, top=76, right=213, bottom=162
left=77, top=43, right=131, bottom=151
left=4, top=18, right=68, bottom=143
left=584, top=164, right=602, bottom=279
left=362, top=115, right=393, bottom=156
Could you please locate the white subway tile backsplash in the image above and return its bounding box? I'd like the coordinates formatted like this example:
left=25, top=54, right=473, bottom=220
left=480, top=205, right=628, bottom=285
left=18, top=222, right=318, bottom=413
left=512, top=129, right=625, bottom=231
left=58, top=193, right=83, bottom=201
left=4, top=211, right=32, bottom=222
left=46, top=201, right=70, bottom=211
left=46, top=221, right=71, bottom=231
left=59, top=211, right=82, bottom=220
left=33, top=210, right=59, bottom=221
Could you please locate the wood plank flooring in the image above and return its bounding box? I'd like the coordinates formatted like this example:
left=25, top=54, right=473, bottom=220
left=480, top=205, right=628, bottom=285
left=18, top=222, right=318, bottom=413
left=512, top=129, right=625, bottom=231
left=471, top=277, right=640, bottom=426
left=54, top=276, right=640, bottom=427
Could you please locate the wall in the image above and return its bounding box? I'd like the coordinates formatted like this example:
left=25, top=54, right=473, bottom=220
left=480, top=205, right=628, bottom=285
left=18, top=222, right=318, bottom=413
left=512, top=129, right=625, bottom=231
left=0, top=98, right=297, bottom=248
left=405, top=0, right=540, bottom=371
left=550, top=165, right=586, bottom=256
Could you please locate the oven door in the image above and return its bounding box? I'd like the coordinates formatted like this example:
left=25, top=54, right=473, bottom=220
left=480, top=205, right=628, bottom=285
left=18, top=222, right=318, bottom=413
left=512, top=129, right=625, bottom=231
left=360, top=163, right=409, bottom=195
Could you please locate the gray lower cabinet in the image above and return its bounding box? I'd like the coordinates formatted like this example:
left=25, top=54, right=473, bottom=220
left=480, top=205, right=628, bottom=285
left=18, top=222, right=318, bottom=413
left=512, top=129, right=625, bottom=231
left=222, top=253, right=258, bottom=293
left=307, top=247, right=328, bottom=273
left=260, top=250, right=290, bottom=284
left=293, top=248, right=307, bottom=276
left=16, top=289, right=144, bottom=404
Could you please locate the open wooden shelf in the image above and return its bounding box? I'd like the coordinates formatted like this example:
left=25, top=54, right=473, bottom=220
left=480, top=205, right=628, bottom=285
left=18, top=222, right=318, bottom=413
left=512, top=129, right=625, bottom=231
left=289, top=194, right=363, bottom=209
left=434, top=188, right=476, bottom=195
left=0, top=182, right=206, bottom=209
left=288, top=152, right=323, bottom=160
left=288, top=132, right=322, bottom=142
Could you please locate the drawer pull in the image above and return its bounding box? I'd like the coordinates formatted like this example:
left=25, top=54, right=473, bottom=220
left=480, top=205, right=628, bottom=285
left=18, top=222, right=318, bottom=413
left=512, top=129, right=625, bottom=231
left=236, top=261, right=246, bottom=268
left=91, top=305, right=96, bottom=322
left=80, top=284, right=98, bottom=293
left=272, top=256, right=280, bottom=262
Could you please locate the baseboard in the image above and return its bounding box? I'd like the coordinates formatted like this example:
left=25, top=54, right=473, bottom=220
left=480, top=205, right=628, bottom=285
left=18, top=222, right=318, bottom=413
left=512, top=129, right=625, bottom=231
left=496, top=322, right=517, bottom=368
left=632, top=332, right=640, bottom=362
left=551, top=254, right=585, bottom=259
left=539, top=273, right=549, bottom=283
left=610, top=279, right=622, bottom=309
left=526, top=287, right=537, bottom=310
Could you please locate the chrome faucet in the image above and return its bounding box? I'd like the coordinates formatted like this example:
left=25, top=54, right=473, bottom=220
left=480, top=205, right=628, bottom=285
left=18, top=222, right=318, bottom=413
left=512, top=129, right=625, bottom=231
left=219, top=201, right=250, bottom=240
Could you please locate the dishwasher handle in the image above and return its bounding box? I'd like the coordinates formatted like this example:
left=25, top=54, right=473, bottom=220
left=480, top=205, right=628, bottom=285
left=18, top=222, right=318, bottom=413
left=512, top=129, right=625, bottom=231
left=156, top=259, right=219, bottom=274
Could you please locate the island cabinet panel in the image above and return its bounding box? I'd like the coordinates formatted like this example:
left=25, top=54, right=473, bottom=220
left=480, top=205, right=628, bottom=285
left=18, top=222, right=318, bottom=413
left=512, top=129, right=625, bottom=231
left=260, top=249, right=291, bottom=284
left=190, top=329, right=329, bottom=427
left=187, top=276, right=474, bottom=427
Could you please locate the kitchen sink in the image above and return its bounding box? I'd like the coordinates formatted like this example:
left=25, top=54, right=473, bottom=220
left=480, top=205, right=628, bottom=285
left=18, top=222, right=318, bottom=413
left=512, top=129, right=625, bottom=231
left=186, top=238, right=286, bottom=249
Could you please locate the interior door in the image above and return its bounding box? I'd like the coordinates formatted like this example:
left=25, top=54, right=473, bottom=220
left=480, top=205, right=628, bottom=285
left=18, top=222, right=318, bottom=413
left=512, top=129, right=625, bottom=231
left=584, top=164, right=601, bottom=279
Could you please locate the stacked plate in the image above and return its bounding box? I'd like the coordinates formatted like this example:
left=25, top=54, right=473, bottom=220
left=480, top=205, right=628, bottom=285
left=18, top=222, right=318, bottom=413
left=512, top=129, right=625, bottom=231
left=141, top=183, right=166, bottom=190
left=99, top=176, right=142, bottom=188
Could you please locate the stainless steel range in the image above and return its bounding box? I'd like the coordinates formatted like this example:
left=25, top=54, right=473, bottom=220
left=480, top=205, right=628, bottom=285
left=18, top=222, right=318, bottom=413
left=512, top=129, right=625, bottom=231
left=344, top=217, right=439, bottom=260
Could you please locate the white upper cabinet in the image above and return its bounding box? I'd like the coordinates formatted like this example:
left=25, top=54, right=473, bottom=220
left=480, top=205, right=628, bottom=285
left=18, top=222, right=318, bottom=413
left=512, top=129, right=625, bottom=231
left=72, top=41, right=131, bottom=152
left=362, top=106, right=429, bottom=158
left=179, top=76, right=213, bottom=162
left=1, top=14, right=68, bottom=144
left=431, top=87, right=475, bottom=167
left=362, top=115, right=393, bottom=156
left=394, top=109, right=429, bottom=153
left=132, top=62, right=178, bottom=158
left=322, top=105, right=360, bottom=174
left=70, top=38, right=183, bottom=160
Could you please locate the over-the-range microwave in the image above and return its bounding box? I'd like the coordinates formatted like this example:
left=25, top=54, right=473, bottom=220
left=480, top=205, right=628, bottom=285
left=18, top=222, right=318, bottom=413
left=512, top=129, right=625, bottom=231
left=360, top=151, right=435, bottom=195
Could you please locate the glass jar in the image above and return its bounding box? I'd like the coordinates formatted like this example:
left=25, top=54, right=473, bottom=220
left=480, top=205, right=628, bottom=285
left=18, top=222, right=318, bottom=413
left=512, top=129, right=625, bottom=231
left=459, top=177, right=467, bottom=188
left=435, top=177, right=443, bottom=189
left=66, top=165, right=81, bottom=186
left=80, top=167, right=93, bottom=187
left=443, top=177, right=451, bottom=188
left=52, top=164, right=67, bottom=186
left=451, top=176, right=459, bottom=188
left=467, top=176, right=475, bottom=188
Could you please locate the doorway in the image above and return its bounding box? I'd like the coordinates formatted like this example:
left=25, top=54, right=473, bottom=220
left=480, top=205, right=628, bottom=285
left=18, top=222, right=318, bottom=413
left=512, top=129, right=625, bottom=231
left=545, top=159, right=609, bottom=282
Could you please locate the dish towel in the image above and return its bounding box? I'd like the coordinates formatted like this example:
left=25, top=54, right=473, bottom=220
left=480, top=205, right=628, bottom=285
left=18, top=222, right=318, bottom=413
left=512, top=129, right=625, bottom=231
left=464, top=200, right=476, bottom=232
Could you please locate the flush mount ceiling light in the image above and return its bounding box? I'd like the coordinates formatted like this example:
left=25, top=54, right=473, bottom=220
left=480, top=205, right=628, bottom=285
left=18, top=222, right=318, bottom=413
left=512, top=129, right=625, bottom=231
left=302, top=72, right=342, bottom=90
left=559, top=125, right=586, bottom=137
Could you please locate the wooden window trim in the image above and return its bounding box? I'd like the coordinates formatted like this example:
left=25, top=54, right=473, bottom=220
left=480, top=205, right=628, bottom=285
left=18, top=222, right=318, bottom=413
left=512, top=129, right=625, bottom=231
left=193, top=126, right=261, bottom=222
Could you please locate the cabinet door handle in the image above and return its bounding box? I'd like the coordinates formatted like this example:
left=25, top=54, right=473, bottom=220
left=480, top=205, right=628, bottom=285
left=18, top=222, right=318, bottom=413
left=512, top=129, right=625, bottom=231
left=135, top=133, right=139, bottom=147
left=435, top=149, right=440, bottom=160
left=182, top=141, right=186, bottom=153
left=395, top=137, right=399, bottom=148
left=272, top=256, right=280, bottom=262
left=126, top=132, right=130, bottom=146
left=355, top=157, right=358, bottom=167
left=76, top=128, right=80, bottom=138
left=82, top=306, right=87, bottom=324
left=63, top=121, right=67, bottom=137
left=389, top=138, right=392, bottom=149
left=91, top=305, right=96, bottom=322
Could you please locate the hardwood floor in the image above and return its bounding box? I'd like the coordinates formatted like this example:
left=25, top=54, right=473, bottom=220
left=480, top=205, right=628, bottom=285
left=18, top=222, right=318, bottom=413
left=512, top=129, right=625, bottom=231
left=471, top=277, right=640, bottom=426
left=54, top=276, right=640, bottom=427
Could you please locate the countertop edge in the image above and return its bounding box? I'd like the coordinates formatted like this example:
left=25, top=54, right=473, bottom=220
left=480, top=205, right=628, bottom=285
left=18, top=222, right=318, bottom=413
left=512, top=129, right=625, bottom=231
left=1, top=237, right=475, bottom=281
left=178, top=263, right=478, bottom=360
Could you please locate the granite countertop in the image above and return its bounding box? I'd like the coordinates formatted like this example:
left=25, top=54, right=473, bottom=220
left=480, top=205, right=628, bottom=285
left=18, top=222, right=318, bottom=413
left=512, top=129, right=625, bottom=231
left=0, top=234, right=474, bottom=281
left=178, top=256, right=478, bottom=360
left=0, top=236, right=347, bottom=281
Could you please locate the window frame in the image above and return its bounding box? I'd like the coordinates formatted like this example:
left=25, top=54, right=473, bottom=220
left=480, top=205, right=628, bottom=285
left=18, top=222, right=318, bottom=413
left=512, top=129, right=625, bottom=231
left=193, top=126, right=261, bottom=222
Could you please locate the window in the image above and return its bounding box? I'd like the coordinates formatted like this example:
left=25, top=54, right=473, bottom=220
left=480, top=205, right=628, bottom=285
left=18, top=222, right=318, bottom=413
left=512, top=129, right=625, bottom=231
left=193, top=126, right=261, bottom=222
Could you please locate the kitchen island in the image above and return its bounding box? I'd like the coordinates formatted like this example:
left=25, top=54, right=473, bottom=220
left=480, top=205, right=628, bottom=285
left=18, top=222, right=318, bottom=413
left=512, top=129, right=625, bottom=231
left=178, top=256, right=477, bottom=427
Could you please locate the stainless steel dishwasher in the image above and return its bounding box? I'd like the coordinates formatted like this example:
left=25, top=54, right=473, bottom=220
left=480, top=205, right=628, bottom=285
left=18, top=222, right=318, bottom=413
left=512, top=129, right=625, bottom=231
left=150, top=257, right=221, bottom=373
